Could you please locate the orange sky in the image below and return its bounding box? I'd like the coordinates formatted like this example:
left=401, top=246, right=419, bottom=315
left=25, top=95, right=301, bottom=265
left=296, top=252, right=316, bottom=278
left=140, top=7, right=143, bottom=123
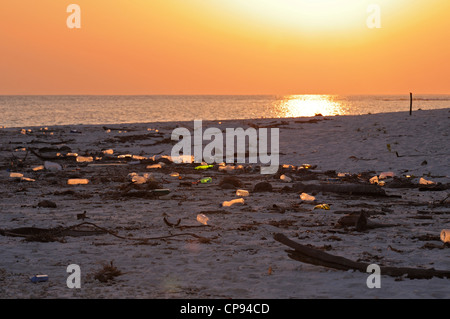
left=0, top=0, right=449, bottom=95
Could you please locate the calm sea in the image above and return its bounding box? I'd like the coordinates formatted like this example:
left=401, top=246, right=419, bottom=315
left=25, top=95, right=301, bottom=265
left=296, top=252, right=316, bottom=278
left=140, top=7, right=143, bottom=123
left=1, top=94, right=449, bottom=128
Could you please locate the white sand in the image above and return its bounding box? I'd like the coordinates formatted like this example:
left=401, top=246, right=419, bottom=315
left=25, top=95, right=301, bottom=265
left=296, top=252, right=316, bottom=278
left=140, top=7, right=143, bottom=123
left=0, top=108, right=449, bottom=299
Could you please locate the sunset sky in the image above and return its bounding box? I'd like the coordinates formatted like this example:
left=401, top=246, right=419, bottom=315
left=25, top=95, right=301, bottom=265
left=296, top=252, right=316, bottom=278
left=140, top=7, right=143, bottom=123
left=1, top=0, right=449, bottom=95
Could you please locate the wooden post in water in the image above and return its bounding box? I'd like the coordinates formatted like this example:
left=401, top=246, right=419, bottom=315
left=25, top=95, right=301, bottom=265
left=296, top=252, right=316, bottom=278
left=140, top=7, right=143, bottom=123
left=409, top=92, right=413, bottom=115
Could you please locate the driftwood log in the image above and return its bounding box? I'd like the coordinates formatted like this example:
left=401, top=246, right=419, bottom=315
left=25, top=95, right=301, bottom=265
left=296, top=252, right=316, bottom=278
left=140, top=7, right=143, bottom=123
left=292, top=182, right=396, bottom=197
left=274, top=233, right=450, bottom=279
left=336, top=212, right=399, bottom=231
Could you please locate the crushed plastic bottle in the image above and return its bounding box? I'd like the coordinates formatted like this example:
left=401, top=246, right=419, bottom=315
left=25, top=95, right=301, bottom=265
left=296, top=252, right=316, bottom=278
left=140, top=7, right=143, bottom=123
left=313, top=203, right=330, bottom=210
left=236, top=189, right=249, bottom=197
left=222, top=198, right=245, bottom=207
left=196, top=214, right=209, bottom=225
left=300, top=193, right=315, bottom=201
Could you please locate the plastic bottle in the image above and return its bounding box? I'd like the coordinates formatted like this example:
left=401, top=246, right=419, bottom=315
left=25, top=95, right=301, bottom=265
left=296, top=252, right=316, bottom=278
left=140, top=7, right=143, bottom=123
left=222, top=198, right=245, bottom=207
left=196, top=214, right=209, bottom=225
left=280, top=174, right=292, bottom=182
left=67, top=179, right=89, bottom=185
left=236, top=189, right=249, bottom=197
left=300, top=193, right=315, bottom=201
left=200, top=177, right=212, bottom=184
left=76, top=156, right=93, bottom=163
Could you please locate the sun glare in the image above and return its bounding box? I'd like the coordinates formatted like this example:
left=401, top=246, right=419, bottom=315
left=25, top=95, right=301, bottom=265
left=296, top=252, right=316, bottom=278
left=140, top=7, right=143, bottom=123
left=275, top=95, right=345, bottom=117
left=218, top=0, right=370, bottom=34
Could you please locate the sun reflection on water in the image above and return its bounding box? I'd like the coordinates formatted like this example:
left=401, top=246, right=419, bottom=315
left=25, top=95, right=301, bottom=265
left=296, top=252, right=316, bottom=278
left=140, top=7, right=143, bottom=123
left=274, top=95, right=346, bottom=117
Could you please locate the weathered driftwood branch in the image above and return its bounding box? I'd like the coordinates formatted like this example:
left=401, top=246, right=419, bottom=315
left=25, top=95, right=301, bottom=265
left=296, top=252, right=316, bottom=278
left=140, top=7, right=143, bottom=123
left=292, top=182, right=396, bottom=197
left=274, top=233, right=450, bottom=279
left=0, top=222, right=214, bottom=243
left=336, top=212, right=399, bottom=231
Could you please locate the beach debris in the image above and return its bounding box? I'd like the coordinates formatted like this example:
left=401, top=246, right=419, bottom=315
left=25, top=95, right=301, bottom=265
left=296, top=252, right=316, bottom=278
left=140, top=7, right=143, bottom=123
left=93, top=261, right=123, bottom=283
left=274, top=233, right=450, bottom=279
left=280, top=174, right=292, bottom=183
left=128, top=172, right=154, bottom=184
left=9, top=172, right=35, bottom=182
left=253, top=181, right=273, bottom=192
left=236, top=189, right=249, bottom=197
left=67, top=178, right=89, bottom=185
left=379, top=171, right=395, bottom=179
left=147, top=163, right=165, bottom=169
left=219, top=176, right=243, bottom=189
left=32, top=165, right=45, bottom=171
left=170, top=172, right=180, bottom=178
left=30, top=275, right=49, bottom=283
left=195, top=164, right=214, bottom=170
left=76, top=156, right=93, bottom=163
left=38, top=200, right=57, bottom=208
left=196, top=214, right=209, bottom=225
left=441, top=230, right=450, bottom=243
left=9, top=172, right=23, bottom=179
left=77, top=211, right=89, bottom=220
left=300, top=193, right=315, bottom=201
left=336, top=211, right=398, bottom=232
left=199, top=177, right=212, bottom=184
left=163, top=217, right=181, bottom=228
left=102, top=149, right=114, bottom=155
left=218, top=165, right=236, bottom=173
left=292, top=182, right=391, bottom=197
left=44, top=161, right=62, bottom=171
left=313, top=204, right=330, bottom=210
left=222, top=198, right=245, bottom=207
left=152, top=189, right=171, bottom=196
left=419, top=177, right=435, bottom=185
left=0, top=223, right=107, bottom=242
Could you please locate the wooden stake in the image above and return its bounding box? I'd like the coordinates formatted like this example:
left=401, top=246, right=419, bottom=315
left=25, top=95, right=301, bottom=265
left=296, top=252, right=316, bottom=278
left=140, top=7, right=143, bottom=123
left=410, top=92, right=413, bottom=115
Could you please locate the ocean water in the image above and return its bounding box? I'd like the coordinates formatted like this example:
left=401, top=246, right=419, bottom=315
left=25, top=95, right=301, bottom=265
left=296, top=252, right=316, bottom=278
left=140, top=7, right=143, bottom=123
left=0, top=94, right=449, bottom=128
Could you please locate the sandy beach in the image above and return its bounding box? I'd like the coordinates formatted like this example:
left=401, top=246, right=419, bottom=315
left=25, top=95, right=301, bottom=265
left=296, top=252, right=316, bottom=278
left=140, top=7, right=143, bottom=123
left=0, top=108, right=449, bottom=299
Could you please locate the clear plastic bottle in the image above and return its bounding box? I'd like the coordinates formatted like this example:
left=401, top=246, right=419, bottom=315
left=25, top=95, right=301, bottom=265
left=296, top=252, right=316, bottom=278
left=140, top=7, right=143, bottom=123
left=197, top=214, right=209, bottom=225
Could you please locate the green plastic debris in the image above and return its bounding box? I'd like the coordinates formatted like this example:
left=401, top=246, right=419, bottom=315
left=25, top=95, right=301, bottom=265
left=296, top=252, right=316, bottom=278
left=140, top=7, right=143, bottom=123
left=199, top=177, right=212, bottom=184
left=195, top=165, right=214, bottom=170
